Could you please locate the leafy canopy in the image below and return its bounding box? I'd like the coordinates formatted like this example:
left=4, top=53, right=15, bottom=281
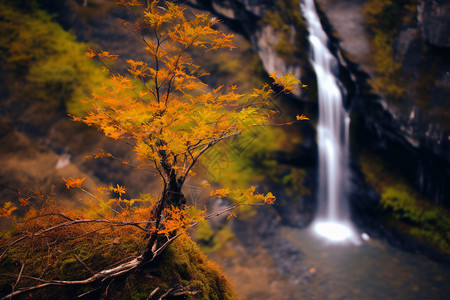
left=76, top=0, right=302, bottom=187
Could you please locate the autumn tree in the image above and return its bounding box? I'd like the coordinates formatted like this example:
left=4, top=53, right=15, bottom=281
left=81, top=0, right=304, bottom=258
left=0, top=0, right=306, bottom=297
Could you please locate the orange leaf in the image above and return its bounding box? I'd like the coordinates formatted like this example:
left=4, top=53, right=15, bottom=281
left=210, top=188, right=230, bottom=198
left=63, top=177, right=86, bottom=189
left=296, top=114, right=309, bottom=121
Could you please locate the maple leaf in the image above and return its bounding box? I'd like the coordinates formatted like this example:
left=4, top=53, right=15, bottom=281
left=109, top=184, right=126, bottom=196
left=296, top=114, right=309, bottom=121
left=0, top=202, right=17, bottom=219
left=63, top=177, right=86, bottom=189
left=269, top=71, right=302, bottom=93
left=85, top=48, right=96, bottom=58
left=19, top=196, right=30, bottom=206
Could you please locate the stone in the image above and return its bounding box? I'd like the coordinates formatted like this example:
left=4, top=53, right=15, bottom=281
left=418, top=0, right=450, bottom=48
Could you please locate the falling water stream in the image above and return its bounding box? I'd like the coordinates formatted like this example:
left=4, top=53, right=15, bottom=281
left=301, top=0, right=357, bottom=242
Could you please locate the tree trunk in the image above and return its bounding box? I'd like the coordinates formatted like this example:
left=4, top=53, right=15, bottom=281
left=141, top=177, right=186, bottom=262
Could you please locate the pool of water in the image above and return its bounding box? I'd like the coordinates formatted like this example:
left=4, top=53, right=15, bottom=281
left=280, top=226, right=450, bottom=300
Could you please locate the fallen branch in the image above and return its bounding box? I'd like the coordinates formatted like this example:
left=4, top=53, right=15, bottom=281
left=1, top=256, right=141, bottom=300
left=147, top=287, right=160, bottom=299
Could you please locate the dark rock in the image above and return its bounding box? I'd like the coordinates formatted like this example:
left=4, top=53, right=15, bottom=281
left=418, top=0, right=450, bottom=48
left=187, top=0, right=305, bottom=96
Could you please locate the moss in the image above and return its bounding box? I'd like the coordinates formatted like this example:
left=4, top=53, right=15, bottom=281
left=1, top=229, right=237, bottom=299
left=152, top=235, right=236, bottom=300
left=260, top=0, right=308, bottom=66
left=363, top=0, right=418, bottom=100
left=358, top=150, right=450, bottom=254
left=280, top=168, right=310, bottom=197
left=194, top=223, right=235, bottom=254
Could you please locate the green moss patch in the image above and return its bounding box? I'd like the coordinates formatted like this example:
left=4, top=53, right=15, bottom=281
left=359, top=150, right=450, bottom=254
left=363, top=0, right=418, bottom=99
left=260, top=0, right=308, bottom=66
left=0, top=230, right=237, bottom=299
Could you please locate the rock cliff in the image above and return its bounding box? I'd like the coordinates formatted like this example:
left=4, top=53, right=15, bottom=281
left=191, top=0, right=450, bottom=206
left=419, top=0, right=450, bottom=47
left=317, top=0, right=450, bottom=206
left=188, top=0, right=304, bottom=96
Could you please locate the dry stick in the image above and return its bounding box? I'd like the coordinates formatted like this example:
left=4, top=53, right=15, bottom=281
left=76, top=287, right=101, bottom=299
left=104, top=255, right=140, bottom=271
left=0, top=256, right=142, bottom=300
left=0, top=236, right=27, bottom=261
left=10, top=262, right=25, bottom=299
left=104, top=278, right=115, bottom=297
left=74, top=254, right=95, bottom=276
left=172, top=286, right=200, bottom=296
left=147, top=287, right=160, bottom=300
left=158, top=288, right=173, bottom=300
left=17, top=212, right=74, bottom=223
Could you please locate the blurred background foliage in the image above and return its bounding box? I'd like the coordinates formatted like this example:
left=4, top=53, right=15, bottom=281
left=0, top=0, right=107, bottom=116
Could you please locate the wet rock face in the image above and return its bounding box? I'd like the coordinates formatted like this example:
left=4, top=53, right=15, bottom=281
left=188, top=0, right=304, bottom=96
left=189, top=0, right=275, bottom=20
left=418, top=0, right=450, bottom=47
left=317, top=0, right=450, bottom=206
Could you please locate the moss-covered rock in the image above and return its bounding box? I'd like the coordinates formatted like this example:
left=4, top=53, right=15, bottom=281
left=358, top=149, right=450, bottom=255
left=0, top=230, right=237, bottom=299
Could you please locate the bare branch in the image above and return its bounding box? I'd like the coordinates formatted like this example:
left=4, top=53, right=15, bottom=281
left=74, top=254, right=95, bottom=276
left=181, top=131, right=242, bottom=184
left=147, top=287, right=160, bottom=299
left=10, top=262, right=25, bottom=297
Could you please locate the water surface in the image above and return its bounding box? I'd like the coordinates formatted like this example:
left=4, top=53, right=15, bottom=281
left=280, top=226, right=450, bottom=300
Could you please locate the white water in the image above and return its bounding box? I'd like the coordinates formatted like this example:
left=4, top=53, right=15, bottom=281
left=301, top=0, right=357, bottom=243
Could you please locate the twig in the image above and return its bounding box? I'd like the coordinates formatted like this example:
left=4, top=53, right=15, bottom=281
left=0, top=256, right=142, bottom=300
left=77, top=287, right=101, bottom=298
left=104, top=278, right=114, bottom=297
left=10, top=262, right=25, bottom=299
left=147, top=287, right=160, bottom=299
left=74, top=254, right=95, bottom=276
left=158, top=288, right=173, bottom=300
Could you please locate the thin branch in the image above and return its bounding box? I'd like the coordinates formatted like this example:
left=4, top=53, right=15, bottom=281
left=158, top=288, right=173, bottom=300
left=0, top=236, right=27, bottom=261
left=10, top=262, right=25, bottom=298
left=18, top=212, right=74, bottom=223
left=77, top=287, right=101, bottom=299
left=181, top=131, right=242, bottom=184
left=74, top=255, right=95, bottom=276
left=147, top=287, right=160, bottom=299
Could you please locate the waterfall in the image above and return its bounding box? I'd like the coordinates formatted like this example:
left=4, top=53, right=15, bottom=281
left=301, top=0, right=358, bottom=243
